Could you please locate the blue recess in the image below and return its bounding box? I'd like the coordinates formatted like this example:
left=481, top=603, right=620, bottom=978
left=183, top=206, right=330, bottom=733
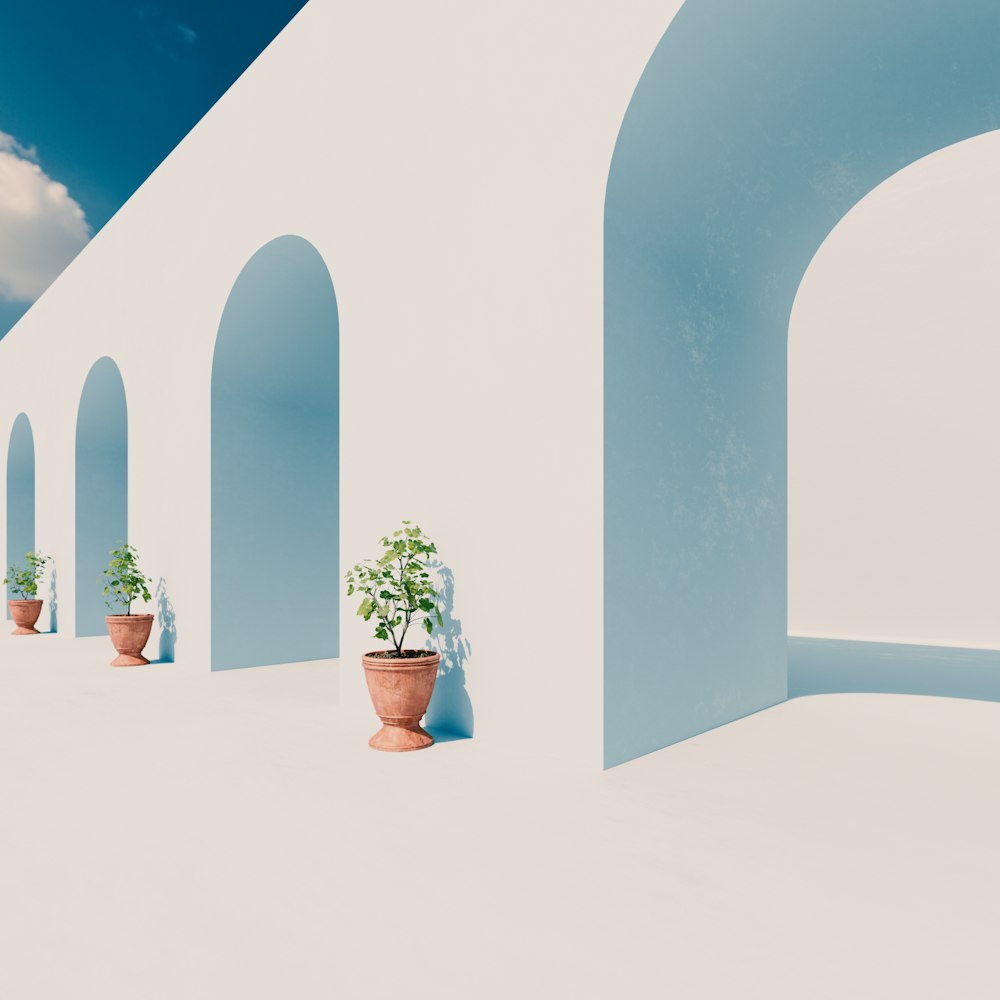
left=6, top=413, right=35, bottom=614
left=211, top=235, right=339, bottom=670
left=75, top=357, right=128, bottom=637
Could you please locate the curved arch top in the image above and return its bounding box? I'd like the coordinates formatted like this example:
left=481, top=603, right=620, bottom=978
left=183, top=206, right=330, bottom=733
left=211, top=234, right=339, bottom=670
left=6, top=413, right=36, bottom=611
left=75, top=357, right=128, bottom=636
left=604, top=0, right=1000, bottom=766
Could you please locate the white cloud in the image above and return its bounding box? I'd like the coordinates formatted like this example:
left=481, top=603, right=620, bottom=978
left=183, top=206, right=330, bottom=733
left=0, top=132, right=38, bottom=162
left=0, top=130, right=91, bottom=303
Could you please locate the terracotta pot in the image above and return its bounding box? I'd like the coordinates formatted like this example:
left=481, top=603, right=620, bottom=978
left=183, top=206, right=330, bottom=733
left=105, top=614, right=154, bottom=667
left=361, top=650, right=440, bottom=751
left=8, top=599, right=43, bottom=635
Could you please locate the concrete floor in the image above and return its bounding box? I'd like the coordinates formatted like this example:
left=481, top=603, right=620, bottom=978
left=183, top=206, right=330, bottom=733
left=2, top=632, right=999, bottom=998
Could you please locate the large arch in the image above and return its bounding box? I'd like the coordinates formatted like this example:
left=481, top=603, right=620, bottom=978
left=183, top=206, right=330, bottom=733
left=6, top=413, right=35, bottom=613
left=604, top=0, right=1000, bottom=767
left=75, top=358, right=128, bottom=637
left=211, top=235, right=339, bottom=670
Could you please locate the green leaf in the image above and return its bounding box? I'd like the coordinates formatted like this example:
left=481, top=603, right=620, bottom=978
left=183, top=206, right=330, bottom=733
left=347, top=523, right=449, bottom=644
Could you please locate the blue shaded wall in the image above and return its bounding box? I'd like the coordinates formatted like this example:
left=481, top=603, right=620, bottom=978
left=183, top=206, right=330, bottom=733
left=75, top=358, right=128, bottom=636
left=6, top=413, right=35, bottom=611
left=789, top=637, right=1000, bottom=704
left=211, top=235, right=339, bottom=670
left=604, top=0, right=1000, bottom=767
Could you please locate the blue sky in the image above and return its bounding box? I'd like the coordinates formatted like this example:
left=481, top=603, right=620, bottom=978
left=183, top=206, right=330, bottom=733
left=0, top=1, right=308, bottom=339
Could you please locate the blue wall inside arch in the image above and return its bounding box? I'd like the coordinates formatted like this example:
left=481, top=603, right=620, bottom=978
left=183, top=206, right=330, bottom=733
left=211, top=235, right=339, bottom=670
left=75, top=358, right=128, bottom=637
left=6, top=413, right=35, bottom=611
left=604, top=0, right=1000, bottom=767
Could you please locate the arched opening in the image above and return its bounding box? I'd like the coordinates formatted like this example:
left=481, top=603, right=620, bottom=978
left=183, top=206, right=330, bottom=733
left=789, top=134, right=1000, bottom=651
left=6, top=413, right=35, bottom=615
left=605, top=0, right=1000, bottom=767
left=211, top=235, right=339, bottom=670
left=786, top=134, right=1000, bottom=701
left=75, top=358, right=127, bottom=637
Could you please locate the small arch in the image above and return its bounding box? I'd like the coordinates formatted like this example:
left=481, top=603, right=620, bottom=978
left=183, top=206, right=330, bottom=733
left=75, top=357, right=127, bottom=636
left=211, top=235, right=339, bottom=670
left=6, top=413, right=35, bottom=613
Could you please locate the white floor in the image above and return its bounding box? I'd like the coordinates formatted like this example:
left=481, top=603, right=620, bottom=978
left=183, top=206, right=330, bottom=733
left=2, top=633, right=999, bottom=999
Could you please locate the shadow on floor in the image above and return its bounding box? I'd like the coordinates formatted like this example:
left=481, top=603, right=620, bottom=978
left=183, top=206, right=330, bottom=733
left=788, top=637, right=1000, bottom=702
left=425, top=727, right=470, bottom=744
left=424, top=561, right=473, bottom=741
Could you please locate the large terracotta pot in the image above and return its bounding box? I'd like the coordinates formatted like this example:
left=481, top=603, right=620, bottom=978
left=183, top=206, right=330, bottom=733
left=8, top=599, right=43, bottom=635
left=362, top=650, right=440, bottom=751
left=105, top=614, right=154, bottom=667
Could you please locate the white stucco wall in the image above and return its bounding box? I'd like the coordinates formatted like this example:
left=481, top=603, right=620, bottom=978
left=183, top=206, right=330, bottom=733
left=790, top=132, right=1000, bottom=649
left=6, top=0, right=990, bottom=774
left=0, top=0, right=686, bottom=768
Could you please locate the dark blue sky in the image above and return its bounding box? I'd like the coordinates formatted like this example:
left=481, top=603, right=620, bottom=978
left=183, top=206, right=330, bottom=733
left=0, top=0, right=309, bottom=338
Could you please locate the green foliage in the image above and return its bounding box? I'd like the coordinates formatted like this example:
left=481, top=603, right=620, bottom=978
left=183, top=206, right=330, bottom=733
left=102, top=543, right=152, bottom=615
left=3, top=551, right=49, bottom=600
left=345, top=521, right=444, bottom=655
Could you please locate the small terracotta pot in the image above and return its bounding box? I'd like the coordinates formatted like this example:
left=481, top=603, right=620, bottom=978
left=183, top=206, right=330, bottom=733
left=362, top=650, right=440, bottom=751
left=105, top=614, right=154, bottom=667
left=8, top=599, right=43, bottom=635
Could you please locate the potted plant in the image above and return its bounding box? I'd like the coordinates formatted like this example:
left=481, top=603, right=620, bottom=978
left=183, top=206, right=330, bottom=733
left=102, top=543, right=154, bottom=666
left=346, top=522, right=444, bottom=751
left=4, top=551, right=49, bottom=635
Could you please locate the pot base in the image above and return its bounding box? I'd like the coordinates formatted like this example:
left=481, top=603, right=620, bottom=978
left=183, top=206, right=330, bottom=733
left=9, top=600, right=44, bottom=635
left=110, top=652, right=150, bottom=667
left=369, top=719, right=434, bottom=752
left=105, top=614, right=154, bottom=668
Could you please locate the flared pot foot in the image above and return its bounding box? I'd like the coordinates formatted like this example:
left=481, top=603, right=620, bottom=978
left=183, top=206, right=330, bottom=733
left=110, top=653, right=149, bottom=667
left=369, top=721, right=434, bottom=752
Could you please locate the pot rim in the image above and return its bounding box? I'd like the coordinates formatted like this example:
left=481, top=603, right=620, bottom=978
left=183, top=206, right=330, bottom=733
left=8, top=598, right=43, bottom=605
left=105, top=613, right=154, bottom=622
left=362, top=649, right=440, bottom=666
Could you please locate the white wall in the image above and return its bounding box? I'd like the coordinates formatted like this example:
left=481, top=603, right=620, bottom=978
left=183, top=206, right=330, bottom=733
left=790, top=132, right=1000, bottom=649
left=4, top=0, right=992, bottom=765
left=0, top=0, right=686, bottom=768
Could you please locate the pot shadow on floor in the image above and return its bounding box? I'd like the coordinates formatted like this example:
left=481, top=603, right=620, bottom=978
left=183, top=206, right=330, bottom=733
left=424, top=560, right=473, bottom=742
left=155, top=577, right=177, bottom=664
left=48, top=565, right=58, bottom=633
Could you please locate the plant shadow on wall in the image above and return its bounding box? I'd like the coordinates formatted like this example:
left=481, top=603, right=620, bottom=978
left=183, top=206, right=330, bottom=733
left=48, top=564, right=58, bottom=633
left=155, top=577, right=177, bottom=663
left=424, top=560, right=473, bottom=741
